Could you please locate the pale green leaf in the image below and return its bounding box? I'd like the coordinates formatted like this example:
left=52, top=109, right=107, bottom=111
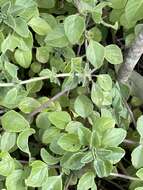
left=1, top=110, right=30, bottom=132
left=64, top=14, right=85, bottom=44
left=25, top=160, right=48, bottom=187
left=17, top=128, right=35, bottom=156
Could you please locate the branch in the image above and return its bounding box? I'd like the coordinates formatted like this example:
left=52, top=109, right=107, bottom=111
left=118, top=30, right=143, bottom=83
left=29, top=89, right=69, bottom=117
left=110, top=173, right=140, bottom=181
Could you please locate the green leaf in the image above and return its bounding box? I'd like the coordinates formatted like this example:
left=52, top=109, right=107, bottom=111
left=137, top=116, right=143, bottom=137
left=58, top=133, right=81, bottom=152
left=6, top=169, right=26, bottom=190
left=105, top=45, right=123, bottom=65
left=25, top=160, right=48, bottom=187
left=136, top=168, right=143, bottom=180
left=125, top=0, right=143, bottom=24
left=74, top=95, right=93, bottom=118
left=42, top=127, right=60, bottom=144
left=40, top=148, right=60, bottom=165
left=91, top=83, right=104, bottom=107
left=14, top=49, right=32, bottom=68
left=64, top=14, right=85, bottom=44
left=36, top=46, right=49, bottom=63
left=18, top=97, right=41, bottom=113
left=37, top=0, right=55, bottom=9
left=97, top=74, right=112, bottom=91
left=0, top=152, right=15, bottom=176
left=93, top=117, right=115, bottom=133
left=1, top=110, right=30, bottom=132
left=17, top=128, right=35, bottom=156
left=109, top=0, right=127, bottom=9
left=132, top=145, right=143, bottom=169
left=4, top=62, right=18, bottom=79
left=45, top=24, right=69, bottom=47
left=0, top=132, right=16, bottom=152
left=81, top=151, right=93, bottom=164
left=94, top=159, right=113, bottom=178
left=42, top=176, right=62, bottom=190
left=102, top=128, right=126, bottom=147
left=61, top=152, right=85, bottom=170
left=14, top=17, right=29, bottom=37
left=135, top=187, right=143, bottom=190
left=28, top=16, right=52, bottom=35
left=48, top=111, right=71, bottom=129
left=77, top=172, right=96, bottom=190
left=36, top=112, right=51, bottom=129
left=86, top=40, right=105, bottom=69
left=3, top=88, right=18, bottom=108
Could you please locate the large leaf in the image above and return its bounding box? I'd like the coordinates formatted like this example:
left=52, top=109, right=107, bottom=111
left=86, top=40, right=105, bottom=69
left=125, top=0, right=143, bottom=24
left=42, top=176, right=62, bottom=190
left=14, top=49, right=32, bottom=68
left=6, top=170, right=26, bottom=190
left=1, top=110, right=30, bottom=132
left=48, top=111, right=71, bottom=129
left=102, top=128, right=127, bottom=147
left=28, top=16, right=52, bottom=35
left=58, top=133, right=81, bottom=152
left=0, top=132, right=16, bottom=152
left=105, top=45, right=123, bottom=65
left=74, top=95, right=93, bottom=118
left=77, top=172, right=96, bottom=190
left=25, top=160, right=48, bottom=187
left=131, top=145, right=143, bottom=169
left=64, top=14, right=85, bottom=44
left=17, top=128, right=35, bottom=156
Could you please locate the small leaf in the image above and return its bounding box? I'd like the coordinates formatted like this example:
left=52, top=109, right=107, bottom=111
left=58, top=133, right=81, bottom=152
left=6, top=169, right=26, bottom=190
left=4, top=62, right=18, bottom=79
left=137, top=115, right=143, bottom=137
left=91, top=83, right=104, bottom=107
left=97, top=74, right=112, bottom=91
left=48, top=111, right=71, bottom=129
left=45, top=24, right=69, bottom=47
left=64, top=14, right=85, bottom=44
left=17, top=128, right=35, bottom=156
left=36, top=46, right=49, bottom=63
left=0, top=132, right=16, bottom=152
left=3, top=88, right=18, bottom=108
left=77, top=172, right=96, bottom=190
left=1, top=110, right=30, bottom=132
left=102, top=128, right=126, bottom=147
left=28, top=16, right=52, bottom=35
left=131, top=145, right=143, bottom=169
left=42, top=175, right=62, bottom=190
left=93, top=117, right=115, bottom=133
left=94, top=159, right=112, bottom=178
left=105, top=45, right=123, bottom=65
left=36, top=112, right=51, bottom=129
left=136, top=168, right=143, bottom=180
left=14, top=49, right=32, bottom=68
left=74, top=95, right=93, bottom=118
left=18, top=97, right=41, bottom=113
left=25, top=160, right=48, bottom=187
left=14, top=17, right=29, bottom=37
left=86, top=40, right=105, bottom=69
left=0, top=152, right=15, bottom=176
left=40, top=148, right=60, bottom=165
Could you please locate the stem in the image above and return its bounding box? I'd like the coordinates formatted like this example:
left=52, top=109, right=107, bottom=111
left=118, top=30, right=143, bottom=83
left=123, top=139, right=138, bottom=145
left=64, top=174, right=73, bottom=190
left=29, top=89, right=69, bottom=117
left=110, top=173, right=140, bottom=181
left=0, top=73, right=71, bottom=87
